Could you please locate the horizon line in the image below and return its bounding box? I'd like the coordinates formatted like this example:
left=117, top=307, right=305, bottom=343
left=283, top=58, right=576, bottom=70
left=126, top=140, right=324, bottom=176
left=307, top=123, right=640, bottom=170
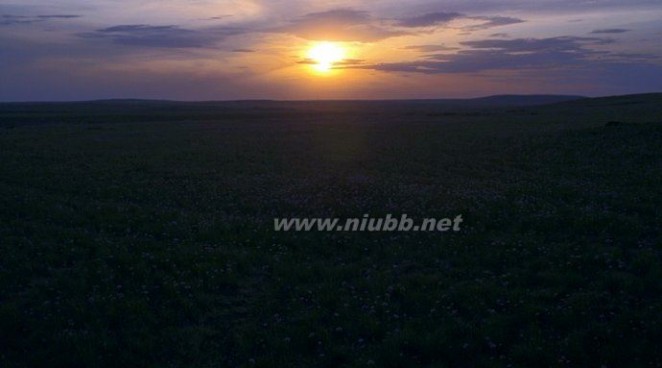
left=1, top=92, right=661, bottom=104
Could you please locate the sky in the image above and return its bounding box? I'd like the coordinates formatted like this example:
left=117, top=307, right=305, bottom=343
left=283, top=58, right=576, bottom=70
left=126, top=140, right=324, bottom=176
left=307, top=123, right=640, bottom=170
left=1, top=0, right=661, bottom=101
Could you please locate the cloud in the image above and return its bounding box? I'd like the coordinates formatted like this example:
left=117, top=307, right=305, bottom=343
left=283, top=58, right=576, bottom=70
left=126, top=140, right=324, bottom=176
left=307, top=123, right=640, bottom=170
left=301, top=9, right=371, bottom=23
left=297, top=57, right=364, bottom=66
left=392, top=12, right=522, bottom=31
left=0, top=14, right=80, bottom=26
left=273, top=8, right=408, bottom=42
left=271, top=9, right=522, bottom=41
left=37, top=15, right=80, bottom=19
left=464, top=16, right=525, bottom=31
left=609, top=52, right=658, bottom=60
left=345, top=36, right=629, bottom=74
left=204, top=16, right=231, bottom=21
left=591, top=28, right=630, bottom=34
left=395, top=12, right=462, bottom=27
left=461, top=36, right=613, bottom=52
left=334, top=58, right=364, bottom=66
left=80, top=24, right=243, bottom=48
left=402, top=44, right=459, bottom=52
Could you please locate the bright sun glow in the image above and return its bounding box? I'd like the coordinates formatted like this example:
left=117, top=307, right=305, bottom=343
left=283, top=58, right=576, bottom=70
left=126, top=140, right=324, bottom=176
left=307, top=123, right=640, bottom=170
left=307, top=42, right=345, bottom=73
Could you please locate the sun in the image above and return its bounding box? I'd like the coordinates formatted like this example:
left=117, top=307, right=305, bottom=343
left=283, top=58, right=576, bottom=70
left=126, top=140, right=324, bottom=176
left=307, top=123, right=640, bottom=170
left=307, top=42, right=346, bottom=73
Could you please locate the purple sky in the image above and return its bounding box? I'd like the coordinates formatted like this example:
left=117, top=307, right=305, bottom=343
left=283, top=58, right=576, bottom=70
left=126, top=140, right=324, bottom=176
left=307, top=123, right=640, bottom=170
left=1, top=0, right=661, bottom=101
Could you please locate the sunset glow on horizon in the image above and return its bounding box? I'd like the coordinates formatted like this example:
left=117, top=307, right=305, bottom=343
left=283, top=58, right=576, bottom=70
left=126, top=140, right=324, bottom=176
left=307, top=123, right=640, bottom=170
left=0, top=1, right=661, bottom=101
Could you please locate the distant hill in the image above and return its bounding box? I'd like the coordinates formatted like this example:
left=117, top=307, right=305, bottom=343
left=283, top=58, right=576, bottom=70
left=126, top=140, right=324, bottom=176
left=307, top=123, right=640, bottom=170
left=534, top=93, right=662, bottom=123
left=0, top=94, right=587, bottom=108
left=1, top=93, right=659, bottom=125
left=462, top=95, right=586, bottom=107
left=549, top=93, right=662, bottom=108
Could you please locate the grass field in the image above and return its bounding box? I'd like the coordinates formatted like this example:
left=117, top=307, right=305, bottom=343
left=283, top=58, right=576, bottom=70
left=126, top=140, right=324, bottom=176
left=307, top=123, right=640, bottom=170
left=1, top=94, right=661, bottom=367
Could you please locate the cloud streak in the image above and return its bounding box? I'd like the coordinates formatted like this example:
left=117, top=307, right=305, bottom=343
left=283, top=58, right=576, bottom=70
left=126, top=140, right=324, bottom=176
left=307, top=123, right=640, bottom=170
left=79, top=24, right=244, bottom=48
left=272, top=9, right=408, bottom=42
left=0, top=14, right=81, bottom=26
left=345, top=36, right=649, bottom=74
left=395, top=12, right=462, bottom=27
left=403, top=45, right=460, bottom=52
left=591, top=28, right=630, bottom=34
left=464, top=16, right=525, bottom=31
left=269, top=9, right=525, bottom=41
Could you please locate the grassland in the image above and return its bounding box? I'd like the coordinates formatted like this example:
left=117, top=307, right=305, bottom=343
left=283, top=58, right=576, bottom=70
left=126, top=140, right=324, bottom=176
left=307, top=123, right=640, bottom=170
left=1, top=94, right=661, bottom=367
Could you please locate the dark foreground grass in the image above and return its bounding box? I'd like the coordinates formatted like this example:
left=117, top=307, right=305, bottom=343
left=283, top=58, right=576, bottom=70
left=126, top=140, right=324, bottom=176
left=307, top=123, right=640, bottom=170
left=1, top=97, right=661, bottom=367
